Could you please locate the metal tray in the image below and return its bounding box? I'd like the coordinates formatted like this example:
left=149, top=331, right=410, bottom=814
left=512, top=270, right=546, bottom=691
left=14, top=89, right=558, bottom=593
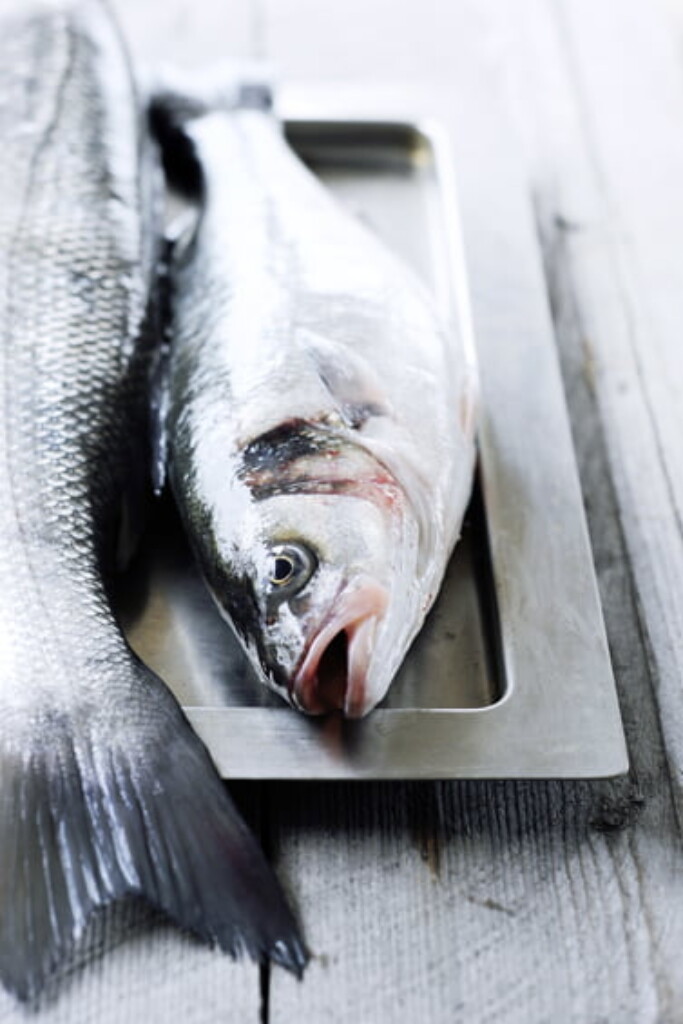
left=116, top=111, right=628, bottom=779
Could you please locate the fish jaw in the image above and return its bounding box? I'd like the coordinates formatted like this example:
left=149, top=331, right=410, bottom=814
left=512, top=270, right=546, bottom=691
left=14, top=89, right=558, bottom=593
left=291, top=578, right=389, bottom=717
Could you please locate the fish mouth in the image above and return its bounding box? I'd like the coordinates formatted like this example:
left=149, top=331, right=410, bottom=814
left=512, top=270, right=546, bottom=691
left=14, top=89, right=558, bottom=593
left=292, top=580, right=389, bottom=718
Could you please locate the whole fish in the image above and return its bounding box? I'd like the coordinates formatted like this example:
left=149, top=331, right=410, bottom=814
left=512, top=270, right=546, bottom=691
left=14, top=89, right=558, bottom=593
left=156, top=91, right=478, bottom=718
left=0, top=2, right=304, bottom=1001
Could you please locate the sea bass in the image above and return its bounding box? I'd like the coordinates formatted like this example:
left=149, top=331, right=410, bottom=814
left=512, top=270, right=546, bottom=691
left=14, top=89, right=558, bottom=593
left=157, top=94, right=477, bottom=719
left=0, top=3, right=304, bottom=1001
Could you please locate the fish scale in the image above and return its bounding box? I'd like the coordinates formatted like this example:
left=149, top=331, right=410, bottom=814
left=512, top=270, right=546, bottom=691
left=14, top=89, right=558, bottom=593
left=0, top=0, right=305, bottom=1002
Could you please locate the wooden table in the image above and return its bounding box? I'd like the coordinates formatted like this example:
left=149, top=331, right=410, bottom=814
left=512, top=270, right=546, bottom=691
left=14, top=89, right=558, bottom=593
left=3, top=0, right=683, bottom=1020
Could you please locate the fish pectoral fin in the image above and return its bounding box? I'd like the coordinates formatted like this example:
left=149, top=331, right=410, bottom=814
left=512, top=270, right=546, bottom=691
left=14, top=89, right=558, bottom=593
left=302, top=330, right=390, bottom=431
left=0, top=666, right=307, bottom=1002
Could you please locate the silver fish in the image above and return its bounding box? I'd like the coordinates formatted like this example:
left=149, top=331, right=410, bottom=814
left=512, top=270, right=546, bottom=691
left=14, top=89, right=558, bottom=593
left=0, top=3, right=305, bottom=1001
left=158, top=95, right=477, bottom=719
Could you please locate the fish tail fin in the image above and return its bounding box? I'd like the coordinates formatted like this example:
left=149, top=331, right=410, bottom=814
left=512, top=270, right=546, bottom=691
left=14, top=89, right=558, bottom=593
left=0, top=667, right=306, bottom=1002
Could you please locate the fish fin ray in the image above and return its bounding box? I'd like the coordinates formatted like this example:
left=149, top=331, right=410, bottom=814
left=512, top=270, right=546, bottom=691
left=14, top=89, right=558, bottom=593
left=0, top=671, right=307, bottom=1001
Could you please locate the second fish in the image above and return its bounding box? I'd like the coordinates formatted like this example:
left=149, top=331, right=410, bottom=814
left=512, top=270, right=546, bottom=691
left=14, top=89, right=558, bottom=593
left=157, top=92, right=478, bottom=718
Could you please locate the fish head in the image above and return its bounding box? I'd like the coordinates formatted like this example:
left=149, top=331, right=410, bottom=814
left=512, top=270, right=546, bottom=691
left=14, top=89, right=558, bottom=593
left=208, top=486, right=423, bottom=719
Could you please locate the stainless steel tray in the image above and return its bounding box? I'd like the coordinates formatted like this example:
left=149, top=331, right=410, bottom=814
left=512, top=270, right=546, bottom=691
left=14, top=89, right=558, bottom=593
left=116, top=110, right=628, bottom=779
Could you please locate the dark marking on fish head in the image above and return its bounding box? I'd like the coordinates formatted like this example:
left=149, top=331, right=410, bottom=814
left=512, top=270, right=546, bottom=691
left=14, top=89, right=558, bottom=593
left=254, top=539, right=325, bottom=690
left=237, top=418, right=346, bottom=504
left=199, top=551, right=291, bottom=696
left=196, top=520, right=323, bottom=698
left=237, top=417, right=404, bottom=505
left=240, top=418, right=340, bottom=476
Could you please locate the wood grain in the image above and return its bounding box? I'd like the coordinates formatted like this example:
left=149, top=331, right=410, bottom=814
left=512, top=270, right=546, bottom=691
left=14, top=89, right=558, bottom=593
left=495, top=0, right=683, bottom=818
left=0, top=903, right=261, bottom=1024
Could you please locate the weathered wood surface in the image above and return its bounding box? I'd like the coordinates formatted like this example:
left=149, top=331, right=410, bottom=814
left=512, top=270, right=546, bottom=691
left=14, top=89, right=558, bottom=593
left=263, top=3, right=683, bottom=1020
left=2, top=0, right=683, bottom=1020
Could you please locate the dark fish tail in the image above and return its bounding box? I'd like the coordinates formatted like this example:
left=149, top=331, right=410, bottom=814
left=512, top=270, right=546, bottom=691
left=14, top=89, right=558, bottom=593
left=0, top=664, right=307, bottom=1002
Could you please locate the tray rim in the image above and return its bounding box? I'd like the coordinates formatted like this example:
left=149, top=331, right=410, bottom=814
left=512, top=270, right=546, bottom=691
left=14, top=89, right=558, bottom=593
left=175, top=100, right=629, bottom=780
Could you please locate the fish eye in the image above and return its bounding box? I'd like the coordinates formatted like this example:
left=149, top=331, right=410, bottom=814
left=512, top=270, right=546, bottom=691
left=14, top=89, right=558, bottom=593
left=265, top=543, right=317, bottom=595
left=271, top=554, right=296, bottom=585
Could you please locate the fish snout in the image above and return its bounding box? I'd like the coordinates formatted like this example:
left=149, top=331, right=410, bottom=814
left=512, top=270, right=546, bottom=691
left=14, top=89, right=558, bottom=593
left=292, top=580, right=389, bottom=718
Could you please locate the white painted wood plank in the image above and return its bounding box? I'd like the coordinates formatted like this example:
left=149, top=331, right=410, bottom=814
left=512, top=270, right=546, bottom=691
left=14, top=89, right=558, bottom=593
left=489, top=0, right=683, bottom=815
left=0, top=908, right=261, bottom=1024
left=484, top=7, right=683, bottom=1009
left=262, top=3, right=683, bottom=1021
left=113, top=0, right=257, bottom=68
left=658, top=0, right=683, bottom=44
left=262, top=0, right=490, bottom=87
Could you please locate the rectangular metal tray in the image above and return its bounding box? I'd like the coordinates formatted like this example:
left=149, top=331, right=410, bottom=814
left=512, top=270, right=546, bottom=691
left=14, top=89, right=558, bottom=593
left=116, top=110, right=628, bottom=779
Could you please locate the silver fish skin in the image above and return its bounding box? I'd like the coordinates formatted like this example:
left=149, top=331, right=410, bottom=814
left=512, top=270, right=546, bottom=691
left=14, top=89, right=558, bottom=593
left=160, top=100, right=478, bottom=718
left=0, top=3, right=305, bottom=1001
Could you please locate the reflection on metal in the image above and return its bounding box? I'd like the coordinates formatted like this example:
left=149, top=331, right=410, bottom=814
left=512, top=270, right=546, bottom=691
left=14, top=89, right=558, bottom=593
left=115, top=110, right=627, bottom=780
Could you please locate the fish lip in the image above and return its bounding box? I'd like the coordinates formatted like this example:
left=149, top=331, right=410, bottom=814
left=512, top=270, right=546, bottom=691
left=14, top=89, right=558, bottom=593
left=291, top=579, right=389, bottom=717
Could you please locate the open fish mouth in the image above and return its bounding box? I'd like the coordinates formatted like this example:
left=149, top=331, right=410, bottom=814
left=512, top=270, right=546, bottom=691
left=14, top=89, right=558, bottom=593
left=292, top=580, right=389, bottom=717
